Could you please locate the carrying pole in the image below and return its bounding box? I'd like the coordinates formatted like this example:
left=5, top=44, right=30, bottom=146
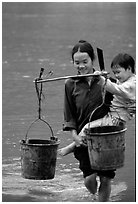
left=34, top=71, right=109, bottom=83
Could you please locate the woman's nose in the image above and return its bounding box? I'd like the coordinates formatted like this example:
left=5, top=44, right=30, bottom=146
left=78, top=64, right=85, bottom=70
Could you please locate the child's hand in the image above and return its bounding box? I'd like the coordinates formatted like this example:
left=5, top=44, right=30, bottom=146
left=93, top=70, right=106, bottom=86
left=94, top=70, right=109, bottom=77
left=93, top=70, right=102, bottom=76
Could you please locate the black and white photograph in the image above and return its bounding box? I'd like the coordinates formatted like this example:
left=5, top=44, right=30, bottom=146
left=2, top=2, right=136, bottom=202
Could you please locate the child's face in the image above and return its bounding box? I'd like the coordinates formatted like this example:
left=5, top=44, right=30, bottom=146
left=73, top=51, right=93, bottom=75
left=112, top=65, right=132, bottom=83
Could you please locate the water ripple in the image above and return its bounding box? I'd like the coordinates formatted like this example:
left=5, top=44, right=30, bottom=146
left=2, top=157, right=127, bottom=202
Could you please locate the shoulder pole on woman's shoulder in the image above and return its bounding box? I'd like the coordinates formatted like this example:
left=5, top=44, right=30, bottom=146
left=34, top=71, right=109, bottom=83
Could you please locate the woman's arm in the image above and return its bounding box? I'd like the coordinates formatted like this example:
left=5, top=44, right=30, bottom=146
left=71, top=129, right=87, bottom=147
left=63, top=79, right=77, bottom=131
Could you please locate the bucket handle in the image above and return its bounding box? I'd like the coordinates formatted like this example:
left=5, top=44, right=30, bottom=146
left=88, top=75, right=108, bottom=127
left=25, top=68, right=57, bottom=142
left=88, top=75, right=122, bottom=129
left=25, top=117, right=55, bottom=142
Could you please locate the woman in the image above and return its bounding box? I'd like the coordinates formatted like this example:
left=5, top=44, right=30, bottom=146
left=62, top=40, right=115, bottom=201
left=60, top=53, right=136, bottom=155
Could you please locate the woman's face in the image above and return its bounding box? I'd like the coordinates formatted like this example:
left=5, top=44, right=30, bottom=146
left=73, top=51, right=94, bottom=75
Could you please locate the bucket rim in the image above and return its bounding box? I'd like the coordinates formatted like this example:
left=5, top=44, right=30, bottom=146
left=20, top=139, right=60, bottom=146
left=86, top=127, right=127, bottom=137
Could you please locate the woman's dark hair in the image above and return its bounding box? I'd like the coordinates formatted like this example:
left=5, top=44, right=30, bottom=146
left=71, top=40, right=96, bottom=62
left=111, top=53, right=135, bottom=73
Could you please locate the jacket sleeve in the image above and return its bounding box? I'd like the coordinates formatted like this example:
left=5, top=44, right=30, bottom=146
left=105, top=77, right=136, bottom=100
left=100, top=75, right=136, bottom=100
left=63, top=79, right=77, bottom=131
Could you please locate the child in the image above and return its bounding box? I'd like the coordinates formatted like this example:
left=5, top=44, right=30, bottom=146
left=59, top=53, right=136, bottom=156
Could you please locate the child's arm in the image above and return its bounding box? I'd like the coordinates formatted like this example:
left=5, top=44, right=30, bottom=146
left=95, top=71, right=136, bottom=100
left=104, top=77, right=136, bottom=100
left=58, top=142, right=76, bottom=156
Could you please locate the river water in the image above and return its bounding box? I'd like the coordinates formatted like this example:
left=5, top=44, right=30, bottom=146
left=2, top=2, right=136, bottom=202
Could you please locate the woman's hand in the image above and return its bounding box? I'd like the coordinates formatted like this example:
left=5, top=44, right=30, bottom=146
left=71, top=129, right=87, bottom=147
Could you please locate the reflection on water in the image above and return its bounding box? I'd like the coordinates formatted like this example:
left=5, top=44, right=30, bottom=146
left=2, top=2, right=135, bottom=202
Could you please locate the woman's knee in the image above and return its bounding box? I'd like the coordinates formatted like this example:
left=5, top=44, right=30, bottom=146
left=84, top=173, right=97, bottom=194
left=99, top=176, right=112, bottom=193
left=98, top=176, right=111, bottom=201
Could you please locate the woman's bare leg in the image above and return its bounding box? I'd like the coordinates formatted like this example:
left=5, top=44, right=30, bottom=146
left=98, top=176, right=111, bottom=202
left=84, top=173, right=97, bottom=194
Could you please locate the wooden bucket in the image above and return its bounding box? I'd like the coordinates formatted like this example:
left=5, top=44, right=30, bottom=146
left=20, top=118, right=60, bottom=180
left=20, top=138, right=60, bottom=180
left=85, top=124, right=127, bottom=170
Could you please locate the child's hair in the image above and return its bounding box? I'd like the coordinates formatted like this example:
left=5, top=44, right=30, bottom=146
left=71, top=40, right=96, bottom=62
left=111, top=53, right=135, bottom=73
